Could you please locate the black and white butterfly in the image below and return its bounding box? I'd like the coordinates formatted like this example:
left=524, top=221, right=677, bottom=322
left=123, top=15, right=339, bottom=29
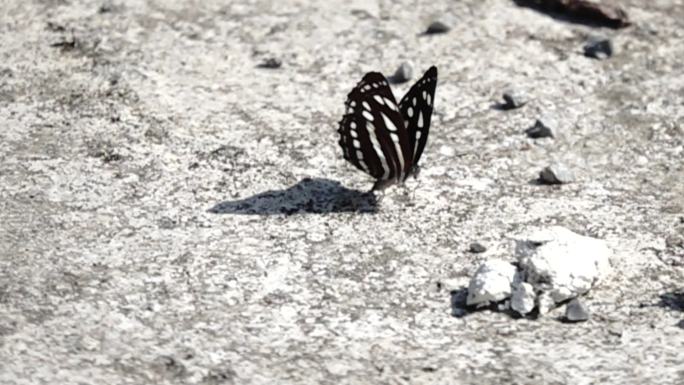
left=337, top=66, right=438, bottom=190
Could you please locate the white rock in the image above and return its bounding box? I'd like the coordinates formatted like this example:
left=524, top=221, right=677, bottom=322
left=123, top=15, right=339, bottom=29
left=511, top=280, right=536, bottom=316
left=466, top=259, right=517, bottom=306
left=536, top=291, right=555, bottom=316
left=515, top=226, right=612, bottom=304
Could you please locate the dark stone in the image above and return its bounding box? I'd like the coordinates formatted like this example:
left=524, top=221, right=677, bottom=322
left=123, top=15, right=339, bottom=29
left=469, top=242, right=487, bottom=253
left=391, top=62, right=413, bottom=83
left=539, top=164, right=575, bottom=185
left=526, top=118, right=554, bottom=138
left=564, top=298, right=590, bottom=322
left=425, top=21, right=450, bottom=34
left=257, top=58, right=282, bottom=69
left=584, top=36, right=613, bottom=60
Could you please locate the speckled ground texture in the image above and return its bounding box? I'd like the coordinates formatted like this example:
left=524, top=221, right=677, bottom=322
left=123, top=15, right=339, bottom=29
left=1, top=0, right=683, bottom=384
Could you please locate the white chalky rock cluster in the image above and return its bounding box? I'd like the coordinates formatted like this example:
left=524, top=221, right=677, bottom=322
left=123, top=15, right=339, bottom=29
left=466, top=226, right=612, bottom=316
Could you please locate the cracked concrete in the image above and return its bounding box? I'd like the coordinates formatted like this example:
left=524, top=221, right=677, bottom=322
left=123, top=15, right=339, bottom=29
left=1, top=0, right=683, bottom=384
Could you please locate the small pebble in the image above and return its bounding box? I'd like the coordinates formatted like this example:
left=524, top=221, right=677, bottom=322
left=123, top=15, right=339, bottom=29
left=539, top=163, right=575, bottom=185
left=525, top=118, right=555, bottom=139
left=564, top=298, right=590, bottom=322
left=425, top=21, right=450, bottom=34
left=469, top=242, right=486, bottom=253
left=584, top=36, right=613, bottom=60
left=391, top=62, right=413, bottom=83
left=501, top=90, right=528, bottom=110
left=257, top=58, right=282, bottom=69
left=439, top=145, right=455, bottom=157
left=98, top=2, right=114, bottom=13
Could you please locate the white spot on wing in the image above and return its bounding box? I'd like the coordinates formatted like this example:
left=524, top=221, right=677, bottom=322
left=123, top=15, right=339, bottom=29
left=362, top=101, right=371, bottom=111
left=381, top=113, right=405, bottom=178
left=417, top=110, right=424, bottom=128
left=353, top=139, right=361, bottom=148
left=350, top=121, right=357, bottom=129
left=422, top=90, right=427, bottom=100
left=412, top=97, right=417, bottom=106
left=413, top=130, right=422, bottom=156
left=407, top=106, right=414, bottom=117
left=383, top=97, right=396, bottom=111
left=362, top=110, right=374, bottom=121
left=350, top=129, right=358, bottom=138
left=380, top=112, right=398, bottom=132
left=427, top=93, right=431, bottom=106
left=373, top=95, right=385, bottom=105
left=366, top=122, right=389, bottom=180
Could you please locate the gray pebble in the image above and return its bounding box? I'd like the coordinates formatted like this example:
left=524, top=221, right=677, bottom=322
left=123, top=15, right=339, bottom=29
left=469, top=242, right=486, bottom=253
left=391, top=62, right=413, bottom=83
left=525, top=118, right=555, bottom=139
left=539, top=163, right=575, bottom=185
left=584, top=36, right=613, bottom=60
left=564, top=298, right=590, bottom=322
left=425, top=21, right=450, bottom=34
left=501, top=90, right=528, bottom=110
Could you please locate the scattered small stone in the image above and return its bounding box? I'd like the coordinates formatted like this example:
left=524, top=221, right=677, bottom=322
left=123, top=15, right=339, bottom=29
left=466, top=260, right=517, bottom=307
left=584, top=36, right=613, bottom=60
left=50, top=37, right=77, bottom=50
left=501, top=90, right=528, bottom=110
left=539, top=163, right=575, bottom=184
left=391, top=62, right=413, bottom=83
left=469, top=242, right=486, bottom=253
left=425, top=21, right=450, bottom=34
left=257, top=58, right=282, bottom=69
left=46, top=21, right=66, bottom=32
left=564, top=298, right=590, bottom=322
left=525, top=118, right=555, bottom=139
left=98, top=1, right=114, bottom=13
left=511, top=280, right=536, bottom=316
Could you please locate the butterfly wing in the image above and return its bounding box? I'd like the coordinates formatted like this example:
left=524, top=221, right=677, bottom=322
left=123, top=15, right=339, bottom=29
left=337, top=72, right=413, bottom=188
left=398, top=66, right=438, bottom=171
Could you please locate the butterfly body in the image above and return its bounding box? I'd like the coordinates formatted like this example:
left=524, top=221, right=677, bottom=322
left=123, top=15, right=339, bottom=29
left=337, top=66, right=437, bottom=190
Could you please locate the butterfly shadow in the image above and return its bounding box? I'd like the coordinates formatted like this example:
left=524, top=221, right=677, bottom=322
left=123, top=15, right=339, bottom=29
left=209, top=177, right=378, bottom=215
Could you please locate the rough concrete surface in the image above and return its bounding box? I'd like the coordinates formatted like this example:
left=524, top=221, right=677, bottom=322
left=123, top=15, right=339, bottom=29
left=1, top=0, right=683, bottom=384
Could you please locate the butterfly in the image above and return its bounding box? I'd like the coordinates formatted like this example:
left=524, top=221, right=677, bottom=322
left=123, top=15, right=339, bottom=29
left=337, top=66, right=438, bottom=191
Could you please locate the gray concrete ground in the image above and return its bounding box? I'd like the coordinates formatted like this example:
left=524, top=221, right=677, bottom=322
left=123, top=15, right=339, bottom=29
left=1, top=0, right=683, bottom=384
